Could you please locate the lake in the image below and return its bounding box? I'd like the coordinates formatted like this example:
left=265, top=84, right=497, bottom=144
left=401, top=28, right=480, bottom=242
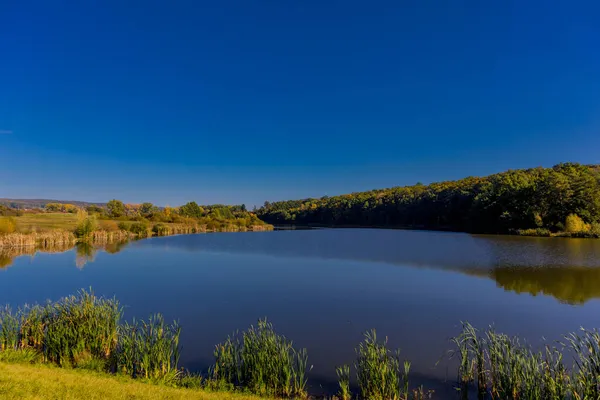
left=2, top=228, right=600, bottom=397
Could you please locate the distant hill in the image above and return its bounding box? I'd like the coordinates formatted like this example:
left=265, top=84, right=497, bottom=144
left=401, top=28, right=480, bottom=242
left=0, top=198, right=106, bottom=209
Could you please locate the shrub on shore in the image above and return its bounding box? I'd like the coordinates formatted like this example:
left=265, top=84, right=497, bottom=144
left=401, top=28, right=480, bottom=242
left=0, top=217, right=17, bottom=234
left=74, top=211, right=98, bottom=239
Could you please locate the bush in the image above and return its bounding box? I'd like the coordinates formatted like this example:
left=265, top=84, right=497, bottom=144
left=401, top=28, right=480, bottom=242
left=152, top=223, right=169, bottom=236
left=565, top=214, right=589, bottom=233
left=0, top=217, right=17, bottom=234
left=99, top=220, right=119, bottom=232
left=206, top=220, right=220, bottom=231
left=117, top=222, right=129, bottom=231
left=74, top=212, right=98, bottom=238
left=516, top=228, right=551, bottom=237
left=128, top=222, right=149, bottom=236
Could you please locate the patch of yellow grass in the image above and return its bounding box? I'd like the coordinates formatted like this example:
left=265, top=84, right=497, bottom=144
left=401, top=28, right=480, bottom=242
left=0, top=362, right=268, bottom=400
left=1, top=213, right=79, bottom=233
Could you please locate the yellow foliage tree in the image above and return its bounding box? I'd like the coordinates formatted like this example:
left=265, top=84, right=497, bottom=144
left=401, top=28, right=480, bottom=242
left=565, top=214, right=590, bottom=233
left=0, top=217, right=17, bottom=234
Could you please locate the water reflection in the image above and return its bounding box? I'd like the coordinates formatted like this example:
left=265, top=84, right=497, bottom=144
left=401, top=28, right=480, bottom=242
left=132, top=230, right=600, bottom=304
left=0, top=240, right=130, bottom=270
left=3, top=230, right=600, bottom=305
left=487, top=266, right=600, bottom=305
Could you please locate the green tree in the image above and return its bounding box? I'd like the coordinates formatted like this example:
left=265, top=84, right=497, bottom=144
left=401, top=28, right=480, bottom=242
left=86, top=205, right=104, bottom=215
left=139, top=202, right=157, bottom=218
left=107, top=199, right=125, bottom=218
left=179, top=201, right=203, bottom=218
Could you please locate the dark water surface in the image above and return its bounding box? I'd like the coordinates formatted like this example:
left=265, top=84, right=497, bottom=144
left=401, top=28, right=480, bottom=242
left=2, top=229, right=600, bottom=396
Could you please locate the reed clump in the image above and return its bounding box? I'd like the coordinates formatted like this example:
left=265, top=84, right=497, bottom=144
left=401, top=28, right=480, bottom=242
left=249, top=224, right=273, bottom=232
left=336, top=364, right=352, bottom=400
left=448, top=322, right=600, bottom=399
left=211, top=318, right=310, bottom=397
left=0, top=290, right=122, bottom=367
left=0, top=289, right=181, bottom=384
left=355, top=329, right=411, bottom=400
left=90, top=229, right=134, bottom=244
left=152, top=223, right=204, bottom=236
left=0, top=231, right=76, bottom=249
left=114, top=314, right=181, bottom=382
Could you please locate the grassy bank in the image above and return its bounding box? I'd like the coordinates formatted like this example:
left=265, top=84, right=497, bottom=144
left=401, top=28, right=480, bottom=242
left=0, top=362, right=266, bottom=400
left=0, top=212, right=273, bottom=249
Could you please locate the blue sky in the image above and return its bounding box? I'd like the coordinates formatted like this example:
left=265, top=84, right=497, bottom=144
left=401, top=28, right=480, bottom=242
left=1, top=1, right=599, bottom=206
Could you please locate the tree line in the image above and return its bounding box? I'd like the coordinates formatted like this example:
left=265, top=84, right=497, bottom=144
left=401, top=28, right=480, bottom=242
left=257, top=163, right=600, bottom=235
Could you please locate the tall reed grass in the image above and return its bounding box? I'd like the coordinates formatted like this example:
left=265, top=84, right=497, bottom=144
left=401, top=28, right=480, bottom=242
left=355, top=329, right=411, bottom=400
left=114, top=314, right=181, bottom=382
left=90, top=229, right=134, bottom=244
left=449, top=322, right=600, bottom=399
left=0, top=231, right=76, bottom=249
left=336, top=364, right=352, bottom=400
left=211, top=318, right=310, bottom=397
left=0, top=289, right=181, bottom=384
left=0, top=290, right=121, bottom=367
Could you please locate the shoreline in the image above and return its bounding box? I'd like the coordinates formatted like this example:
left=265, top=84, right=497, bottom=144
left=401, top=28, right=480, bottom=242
left=273, top=223, right=600, bottom=239
left=0, top=224, right=274, bottom=250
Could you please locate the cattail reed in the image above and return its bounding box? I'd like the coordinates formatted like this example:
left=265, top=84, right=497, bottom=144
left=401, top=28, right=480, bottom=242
left=211, top=318, right=309, bottom=397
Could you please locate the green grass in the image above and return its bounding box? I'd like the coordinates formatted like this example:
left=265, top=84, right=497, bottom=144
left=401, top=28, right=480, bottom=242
left=0, top=361, right=269, bottom=400
left=4, top=213, right=80, bottom=232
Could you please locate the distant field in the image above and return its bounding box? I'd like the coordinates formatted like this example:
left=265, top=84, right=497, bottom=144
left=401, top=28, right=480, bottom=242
left=1, top=213, right=125, bottom=233
left=2, top=213, right=79, bottom=232
left=0, top=212, right=270, bottom=236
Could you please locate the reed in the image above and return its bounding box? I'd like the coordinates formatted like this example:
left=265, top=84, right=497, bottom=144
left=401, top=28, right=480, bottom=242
left=336, top=364, right=352, bottom=400
left=249, top=224, right=273, bottom=231
left=211, top=318, right=309, bottom=397
left=565, top=328, right=600, bottom=399
left=43, top=290, right=122, bottom=366
left=355, top=329, right=410, bottom=400
left=153, top=223, right=204, bottom=236
left=114, top=314, right=181, bottom=383
left=0, top=306, right=21, bottom=351
left=0, top=230, right=76, bottom=249
left=447, top=322, right=600, bottom=399
left=0, top=289, right=121, bottom=367
left=90, top=229, right=134, bottom=244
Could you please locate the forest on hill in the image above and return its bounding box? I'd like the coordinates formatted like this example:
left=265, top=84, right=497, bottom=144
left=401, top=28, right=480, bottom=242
left=257, top=163, right=600, bottom=235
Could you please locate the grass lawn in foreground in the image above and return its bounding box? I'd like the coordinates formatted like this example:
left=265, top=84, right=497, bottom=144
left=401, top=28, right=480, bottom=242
left=0, top=362, right=267, bottom=400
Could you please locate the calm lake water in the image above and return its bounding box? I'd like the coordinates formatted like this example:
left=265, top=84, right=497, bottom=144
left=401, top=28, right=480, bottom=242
left=2, top=228, right=600, bottom=397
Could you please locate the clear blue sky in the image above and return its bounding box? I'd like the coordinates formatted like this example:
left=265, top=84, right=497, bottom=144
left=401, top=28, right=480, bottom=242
left=1, top=1, right=599, bottom=207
